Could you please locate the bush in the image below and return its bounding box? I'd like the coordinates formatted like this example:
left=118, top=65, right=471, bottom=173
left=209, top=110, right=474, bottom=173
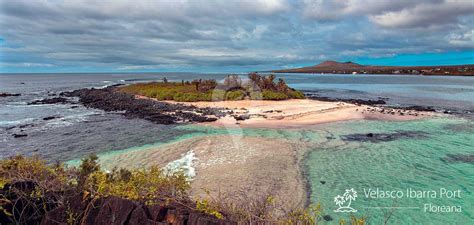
left=0, top=155, right=69, bottom=191
left=173, top=92, right=211, bottom=102
left=118, top=75, right=305, bottom=102
left=84, top=166, right=190, bottom=201
left=155, top=90, right=176, bottom=100
left=210, top=89, right=226, bottom=101
left=249, top=91, right=263, bottom=100
left=262, top=90, right=289, bottom=100
left=225, top=90, right=245, bottom=100
left=287, top=90, right=305, bottom=99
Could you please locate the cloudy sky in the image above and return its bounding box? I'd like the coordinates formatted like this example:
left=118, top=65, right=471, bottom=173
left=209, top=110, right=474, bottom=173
left=0, top=0, right=473, bottom=73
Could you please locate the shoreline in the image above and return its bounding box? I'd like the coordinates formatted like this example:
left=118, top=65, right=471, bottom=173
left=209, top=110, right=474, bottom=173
left=160, top=98, right=435, bottom=129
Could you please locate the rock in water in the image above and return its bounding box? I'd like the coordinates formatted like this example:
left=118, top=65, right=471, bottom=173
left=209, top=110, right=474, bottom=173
left=323, top=215, right=333, bottom=221
left=29, top=97, right=69, bottom=105
left=61, top=87, right=226, bottom=125
left=13, top=133, right=28, bottom=138
left=0, top=93, right=21, bottom=97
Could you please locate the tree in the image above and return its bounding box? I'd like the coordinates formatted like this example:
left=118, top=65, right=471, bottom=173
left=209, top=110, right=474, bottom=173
left=276, top=78, right=289, bottom=93
left=191, top=80, right=200, bottom=91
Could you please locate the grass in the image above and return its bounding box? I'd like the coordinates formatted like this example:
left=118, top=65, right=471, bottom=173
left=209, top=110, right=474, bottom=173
left=0, top=155, right=368, bottom=224
left=119, top=73, right=305, bottom=102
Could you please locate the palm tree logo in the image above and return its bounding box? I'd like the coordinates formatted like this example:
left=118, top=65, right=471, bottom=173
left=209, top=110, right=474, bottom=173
left=334, top=188, right=358, bottom=212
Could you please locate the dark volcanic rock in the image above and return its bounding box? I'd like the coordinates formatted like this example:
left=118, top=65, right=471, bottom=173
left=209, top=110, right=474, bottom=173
left=94, top=196, right=137, bottom=225
left=233, top=114, right=250, bottom=121
left=1, top=181, right=58, bottom=225
left=323, top=215, right=333, bottom=221
left=398, top=105, right=436, bottom=112
left=43, top=115, right=60, bottom=121
left=12, top=133, right=28, bottom=138
left=62, top=87, right=225, bottom=125
left=306, top=94, right=386, bottom=105
left=0, top=93, right=21, bottom=97
left=442, top=154, right=474, bottom=164
left=342, top=130, right=428, bottom=143
left=29, top=97, right=70, bottom=105
left=1, top=180, right=233, bottom=225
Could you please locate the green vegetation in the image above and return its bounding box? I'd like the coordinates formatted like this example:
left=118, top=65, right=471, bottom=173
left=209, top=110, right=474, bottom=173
left=0, top=155, right=367, bottom=224
left=119, top=73, right=305, bottom=102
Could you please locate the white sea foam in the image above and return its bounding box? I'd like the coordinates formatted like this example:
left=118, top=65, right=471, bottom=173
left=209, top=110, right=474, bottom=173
left=164, top=150, right=197, bottom=180
left=0, top=118, right=35, bottom=127
left=41, top=112, right=100, bottom=129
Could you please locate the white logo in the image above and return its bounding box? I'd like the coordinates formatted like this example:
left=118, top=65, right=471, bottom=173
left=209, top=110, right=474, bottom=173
left=334, top=188, right=358, bottom=212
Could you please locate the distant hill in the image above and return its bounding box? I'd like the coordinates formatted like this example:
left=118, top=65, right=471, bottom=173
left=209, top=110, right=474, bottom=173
left=313, top=60, right=363, bottom=68
left=272, top=61, right=474, bottom=76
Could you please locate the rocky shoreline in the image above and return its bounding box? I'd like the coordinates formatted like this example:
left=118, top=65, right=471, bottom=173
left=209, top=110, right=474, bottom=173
left=60, top=87, right=227, bottom=124
left=304, top=91, right=445, bottom=113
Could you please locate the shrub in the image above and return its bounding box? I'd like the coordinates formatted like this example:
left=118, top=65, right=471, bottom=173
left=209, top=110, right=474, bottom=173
left=78, top=154, right=100, bottom=187
left=155, top=90, right=176, bottom=100
left=0, top=155, right=69, bottom=191
left=249, top=91, right=263, bottom=100
left=173, top=92, right=199, bottom=102
left=84, top=166, right=190, bottom=202
left=173, top=92, right=211, bottom=102
left=210, top=89, right=226, bottom=101
left=118, top=74, right=305, bottom=102
left=225, top=90, right=245, bottom=100
left=262, top=90, right=288, bottom=100
left=287, top=90, right=305, bottom=99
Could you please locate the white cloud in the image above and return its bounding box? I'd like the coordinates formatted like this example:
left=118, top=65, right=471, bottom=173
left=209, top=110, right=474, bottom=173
left=0, top=0, right=472, bottom=71
left=449, top=30, right=474, bottom=47
left=303, top=0, right=473, bottom=28
left=370, top=0, right=474, bottom=28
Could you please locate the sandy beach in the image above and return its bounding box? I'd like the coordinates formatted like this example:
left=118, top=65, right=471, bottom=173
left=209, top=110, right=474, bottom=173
left=164, top=99, right=433, bottom=128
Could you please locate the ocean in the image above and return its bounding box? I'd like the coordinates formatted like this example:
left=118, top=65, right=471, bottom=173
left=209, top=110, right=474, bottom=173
left=1, top=73, right=473, bottom=224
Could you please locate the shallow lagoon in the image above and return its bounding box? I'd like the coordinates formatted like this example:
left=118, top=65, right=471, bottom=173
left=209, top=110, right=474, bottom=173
left=69, top=116, right=473, bottom=224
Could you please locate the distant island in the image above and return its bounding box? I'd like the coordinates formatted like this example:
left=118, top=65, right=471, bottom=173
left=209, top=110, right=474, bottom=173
left=272, top=60, right=474, bottom=75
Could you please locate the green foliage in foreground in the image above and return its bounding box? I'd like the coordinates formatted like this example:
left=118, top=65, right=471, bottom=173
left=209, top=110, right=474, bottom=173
left=119, top=73, right=306, bottom=102
left=0, top=155, right=367, bottom=224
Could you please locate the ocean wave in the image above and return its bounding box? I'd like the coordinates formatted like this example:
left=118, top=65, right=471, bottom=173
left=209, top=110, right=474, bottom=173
left=41, top=112, right=102, bottom=129
left=0, top=117, right=35, bottom=127
left=164, top=150, right=196, bottom=179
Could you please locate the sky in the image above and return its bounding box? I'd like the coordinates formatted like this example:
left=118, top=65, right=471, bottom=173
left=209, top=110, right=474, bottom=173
left=0, top=0, right=473, bottom=73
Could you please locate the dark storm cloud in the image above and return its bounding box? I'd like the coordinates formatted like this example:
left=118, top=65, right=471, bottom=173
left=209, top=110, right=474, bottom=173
left=0, top=0, right=472, bottom=71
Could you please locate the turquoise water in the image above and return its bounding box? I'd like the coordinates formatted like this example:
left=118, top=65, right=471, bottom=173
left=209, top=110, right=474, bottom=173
left=304, top=117, right=473, bottom=224
left=173, top=117, right=473, bottom=224
left=69, top=116, right=473, bottom=224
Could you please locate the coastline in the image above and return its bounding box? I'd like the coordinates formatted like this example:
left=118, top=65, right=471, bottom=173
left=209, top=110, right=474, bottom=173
left=161, top=98, right=435, bottom=128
